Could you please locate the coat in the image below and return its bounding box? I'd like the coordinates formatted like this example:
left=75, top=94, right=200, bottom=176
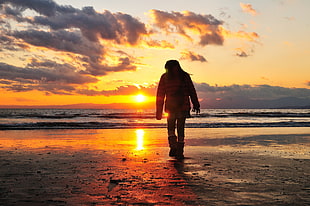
left=156, top=72, right=200, bottom=116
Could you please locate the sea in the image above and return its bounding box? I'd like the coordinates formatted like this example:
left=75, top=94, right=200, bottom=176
left=0, top=108, right=310, bottom=130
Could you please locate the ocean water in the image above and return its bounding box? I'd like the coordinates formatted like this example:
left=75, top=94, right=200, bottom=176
left=0, top=108, right=310, bottom=130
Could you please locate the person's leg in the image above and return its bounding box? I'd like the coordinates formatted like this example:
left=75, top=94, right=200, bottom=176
left=167, top=113, right=177, bottom=137
left=167, top=113, right=177, bottom=156
left=176, top=115, right=186, bottom=159
left=176, top=116, right=186, bottom=142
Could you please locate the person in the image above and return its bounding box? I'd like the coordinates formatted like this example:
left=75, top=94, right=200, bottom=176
left=156, top=60, right=200, bottom=159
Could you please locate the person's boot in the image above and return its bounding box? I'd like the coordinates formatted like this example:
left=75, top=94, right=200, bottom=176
left=168, top=136, right=177, bottom=157
left=176, top=141, right=185, bottom=160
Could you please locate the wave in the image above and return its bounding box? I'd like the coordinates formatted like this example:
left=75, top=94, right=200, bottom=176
left=0, top=110, right=155, bottom=119
left=1, top=121, right=310, bottom=130
left=1, top=110, right=310, bottom=119
left=1, top=109, right=309, bottom=130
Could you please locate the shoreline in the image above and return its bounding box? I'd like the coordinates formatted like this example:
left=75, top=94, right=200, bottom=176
left=0, top=127, right=309, bottom=205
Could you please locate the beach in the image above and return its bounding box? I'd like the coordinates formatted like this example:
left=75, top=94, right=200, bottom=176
left=0, top=127, right=310, bottom=205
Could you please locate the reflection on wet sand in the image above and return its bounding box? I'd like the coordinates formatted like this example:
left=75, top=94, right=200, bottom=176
left=135, top=129, right=145, bottom=150
left=0, top=129, right=161, bottom=151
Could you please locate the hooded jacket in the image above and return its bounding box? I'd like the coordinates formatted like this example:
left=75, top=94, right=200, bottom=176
left=156, top=72, right=200, bottom=115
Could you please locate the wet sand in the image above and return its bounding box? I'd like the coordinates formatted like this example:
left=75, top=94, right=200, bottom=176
left=0, top=128, right=309, bottom=205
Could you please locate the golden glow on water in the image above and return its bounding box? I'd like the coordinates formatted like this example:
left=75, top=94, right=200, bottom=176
left=135, top=129, right=145, bottom=150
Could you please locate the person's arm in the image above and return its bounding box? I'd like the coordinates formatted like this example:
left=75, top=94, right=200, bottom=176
left=156, top=74, right=166, bottom=120
left=186, top=74, right=200, bottom=114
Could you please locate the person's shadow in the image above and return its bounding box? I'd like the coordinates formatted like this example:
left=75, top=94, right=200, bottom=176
left=169, top=159, right=185, bottom=175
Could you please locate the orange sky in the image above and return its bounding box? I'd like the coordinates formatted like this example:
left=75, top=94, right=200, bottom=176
left=0, top=0, right=310, bottom=108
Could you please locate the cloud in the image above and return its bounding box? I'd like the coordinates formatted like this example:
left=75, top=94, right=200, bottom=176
left=150, top=9, right=224, bottom=46
left=1, top=1, right=148, bottom=45
left=12, top=29, right=104, bottom=58
left=77, top=84, right=157, bottom=97
left=0, top=0, right=74, bottom=17
left=235, top=49, right=249, bottom=57
left=1, top=0, right=146, bottom=77
left=84, top=57, right=137, bottom=76
left=194, top=83, right=310, bottom=108
left=145, top=40, right=175, bottom=49
left=236, top=51, right=248, bottom=57
left=0, top=0, right=262, bottom=96
left=180, top=51, right=207, bottom=62
left=195, top=83, right=310, bottom=100
left=11, top=29, right=139, bottom=76
left=0, top=61, right=98, bottom=94
left=240, top=3, right=258, bottom=16
left=223, top=30, right=259, bottom=42
left=0, top=60, right=150, bottom=96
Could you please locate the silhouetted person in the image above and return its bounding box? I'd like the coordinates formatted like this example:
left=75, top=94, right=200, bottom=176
left=156, top=60, right=200, bottom=159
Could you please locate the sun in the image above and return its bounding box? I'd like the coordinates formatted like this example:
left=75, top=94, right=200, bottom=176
left=135, top=94, right=146, bottom=103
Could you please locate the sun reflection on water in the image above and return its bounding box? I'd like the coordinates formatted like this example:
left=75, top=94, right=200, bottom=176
left=135, top=129, right=145, bottom=150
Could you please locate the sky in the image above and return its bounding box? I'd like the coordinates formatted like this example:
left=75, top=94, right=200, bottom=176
left=0, top=0, right=310, bottom=108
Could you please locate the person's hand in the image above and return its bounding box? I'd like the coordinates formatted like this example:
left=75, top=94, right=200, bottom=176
left=156, top=112, right=162, bottom=120
left=192, top=108, right=200, bottom=115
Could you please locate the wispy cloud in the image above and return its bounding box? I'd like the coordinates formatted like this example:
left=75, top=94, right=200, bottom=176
left=145, top=40, right=175, bottom=49
left=235, top=48, right=250, bottom=57
left=240, top=3, right=258, bottom=16
left=180, top=51, right=207, bottom=62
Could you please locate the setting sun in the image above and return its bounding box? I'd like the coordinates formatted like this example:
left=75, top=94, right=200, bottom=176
left=135, top=94, right=146, bottom=103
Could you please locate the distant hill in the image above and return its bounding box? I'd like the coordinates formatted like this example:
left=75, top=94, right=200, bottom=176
left=199, top=96, right=310, bottom=109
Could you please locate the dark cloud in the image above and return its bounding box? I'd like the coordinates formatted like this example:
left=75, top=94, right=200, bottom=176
left=0, top=60, right=139, bottom=95
left=1, top=0, right=146, bottom=78
left=194, top=83, right=310, bottom=108
left=0, top=61, right=97, bottom=94
left=0, top=0, right=75, bottom=17
left=150, top=9, right=224, bottom=46
left=195, top=83, right=310, bottom=100
left=0, top=34, right=16, bottom=51
left=77, top=84, right=157, bottom=97
left=12, top=27, right=137, bottom=76
left=83, top=57, right=137, bottom=76
left=2, top=1, right=148, bottom=45
left=114, top=12, right=148, bottom=45
left=180, top=51, right=207, bottom=62
left=12, top=29, right=104, bottom=58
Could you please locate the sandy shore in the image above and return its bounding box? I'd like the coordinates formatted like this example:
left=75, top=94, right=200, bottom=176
left=0, top=128, right=309, bottom=205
